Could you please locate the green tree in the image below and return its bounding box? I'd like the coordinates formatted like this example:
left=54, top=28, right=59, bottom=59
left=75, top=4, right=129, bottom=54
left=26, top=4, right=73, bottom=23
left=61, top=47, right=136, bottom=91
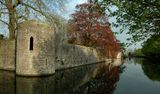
left=0, top=0, right=67, bottom=39
left=142, top=35, right=160, bottom=58
left=88, top=0, right=160, bottom=43
left=132, top=48, right=144, bottom=57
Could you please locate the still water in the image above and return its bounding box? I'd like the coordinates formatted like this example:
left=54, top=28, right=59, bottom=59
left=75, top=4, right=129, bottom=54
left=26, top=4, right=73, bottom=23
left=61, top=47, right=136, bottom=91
left=0, top=58, right=160, bottom=94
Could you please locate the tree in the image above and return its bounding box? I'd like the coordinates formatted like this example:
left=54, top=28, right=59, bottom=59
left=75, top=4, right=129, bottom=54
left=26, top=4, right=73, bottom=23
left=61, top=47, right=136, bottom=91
left=0, top=0, right=67, bottom=39
left=142, top=35, right=160, bottom=58
left=88, top=0, right=160, bottom=43
left=68, top=3, right=120, bottom=58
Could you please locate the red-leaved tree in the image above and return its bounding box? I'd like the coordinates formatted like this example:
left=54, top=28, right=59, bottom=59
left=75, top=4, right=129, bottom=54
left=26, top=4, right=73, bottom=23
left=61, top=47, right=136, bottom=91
left=68, top=3, right=120, bottom=58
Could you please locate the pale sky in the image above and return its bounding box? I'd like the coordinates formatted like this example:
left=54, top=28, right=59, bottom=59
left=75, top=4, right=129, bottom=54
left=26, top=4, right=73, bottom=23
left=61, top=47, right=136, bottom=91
left=61, top=0, right=87, bottom=19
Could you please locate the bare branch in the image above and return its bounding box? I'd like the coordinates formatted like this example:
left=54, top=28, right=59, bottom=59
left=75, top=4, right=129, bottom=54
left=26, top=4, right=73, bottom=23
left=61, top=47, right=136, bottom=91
left=21, top=2, right=47, bottom=17
left=0, top=12, right=9, bottom=14
left=0, top=8, right=8, bottom=10
left=0, top=1, right=6, bottom=6
left=13, top=0, right=21, bottom=8
left=0, top=19, right=9, bottom=25
left=17, top=15, right=28, bottom=20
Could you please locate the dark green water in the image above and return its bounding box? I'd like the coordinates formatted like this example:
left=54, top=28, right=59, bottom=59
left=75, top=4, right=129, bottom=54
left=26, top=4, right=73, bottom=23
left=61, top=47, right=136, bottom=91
left=0, top=58, right=160, bottom=94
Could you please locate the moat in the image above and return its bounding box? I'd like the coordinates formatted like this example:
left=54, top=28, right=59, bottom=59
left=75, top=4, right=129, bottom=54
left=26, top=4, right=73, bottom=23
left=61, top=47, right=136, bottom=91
left=0, top=58, right=160, bottom=94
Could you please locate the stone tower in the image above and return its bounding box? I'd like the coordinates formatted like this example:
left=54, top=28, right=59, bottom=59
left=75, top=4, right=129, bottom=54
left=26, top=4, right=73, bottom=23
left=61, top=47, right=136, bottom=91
left=16, top=21, right=55, bottom=76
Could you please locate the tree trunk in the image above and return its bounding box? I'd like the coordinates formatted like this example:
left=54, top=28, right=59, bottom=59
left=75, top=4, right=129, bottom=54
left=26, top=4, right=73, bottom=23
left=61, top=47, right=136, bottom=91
left=5, top=0, right=16, bottom=39
left=8, top=9, right=16, bottom=39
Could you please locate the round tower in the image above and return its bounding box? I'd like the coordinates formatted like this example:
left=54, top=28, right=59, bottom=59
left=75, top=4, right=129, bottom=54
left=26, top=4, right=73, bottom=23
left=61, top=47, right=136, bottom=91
left=16, top=21, right=55, bottom=76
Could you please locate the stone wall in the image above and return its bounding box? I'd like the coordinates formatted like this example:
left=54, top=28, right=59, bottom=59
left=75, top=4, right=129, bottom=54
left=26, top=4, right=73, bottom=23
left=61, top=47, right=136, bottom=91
left=0, top=39, right=15, bottom=70
left=55, top=43, right=105, bottom=70
left=55, top=25, right=106, bottom=70
left=0, top=20, right=121, bottom=76
left=16, top=21, right=55, bottom=76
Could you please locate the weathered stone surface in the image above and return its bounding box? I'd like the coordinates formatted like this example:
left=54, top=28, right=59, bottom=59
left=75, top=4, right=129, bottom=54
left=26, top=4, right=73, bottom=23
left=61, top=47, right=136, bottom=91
left=55, top=43, right=105, bottom=70
left=55, top=25, right=106, bottom=70
left=0, top=39, right=15, bottom=70
left=16, top=21, right=55, bottom=76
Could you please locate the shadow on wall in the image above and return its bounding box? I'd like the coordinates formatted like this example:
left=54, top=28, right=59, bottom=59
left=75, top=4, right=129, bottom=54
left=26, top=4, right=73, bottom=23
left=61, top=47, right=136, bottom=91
left=0, top=61, right=122, bottom=94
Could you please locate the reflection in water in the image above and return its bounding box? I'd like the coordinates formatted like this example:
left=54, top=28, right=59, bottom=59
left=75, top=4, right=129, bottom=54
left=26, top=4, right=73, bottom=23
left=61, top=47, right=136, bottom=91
left=0, top=61, right=122, bottom=94
left=73, top=63, right=120, bottom=94
left=2, top=59, right=160, bottom=94
left=114, top=58, right=160, bottom=94
left=55, top=61, right=122, bottom=94
left=16, top=76, right=55, bottom=94
left=140, top=59, right=160, bottom=81
left=0, top=71, right=15, bottom=94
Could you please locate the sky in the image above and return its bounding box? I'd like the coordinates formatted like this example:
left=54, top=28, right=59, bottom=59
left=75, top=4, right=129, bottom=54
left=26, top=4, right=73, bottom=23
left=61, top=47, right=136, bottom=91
left=61, top=0, right=87, bottom=19
left=0, top=23, right=8, bottom=37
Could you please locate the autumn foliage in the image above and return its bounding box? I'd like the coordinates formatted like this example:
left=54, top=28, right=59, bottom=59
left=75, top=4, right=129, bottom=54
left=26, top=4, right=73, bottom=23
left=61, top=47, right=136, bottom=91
left=68, top=3, right=120, bottom=58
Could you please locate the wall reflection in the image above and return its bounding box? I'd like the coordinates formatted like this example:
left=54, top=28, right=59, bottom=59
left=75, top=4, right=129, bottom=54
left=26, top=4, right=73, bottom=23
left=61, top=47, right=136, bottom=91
left=16, top=76, right=55, bottom=94
left=0, top=71, right=15, bottom=94
left=0, top=61, right=123, bottom=94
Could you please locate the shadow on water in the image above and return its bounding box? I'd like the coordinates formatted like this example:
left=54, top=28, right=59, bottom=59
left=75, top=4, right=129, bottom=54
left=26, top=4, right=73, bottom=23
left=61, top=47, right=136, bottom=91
left=0, top=61, right=124, bottom=94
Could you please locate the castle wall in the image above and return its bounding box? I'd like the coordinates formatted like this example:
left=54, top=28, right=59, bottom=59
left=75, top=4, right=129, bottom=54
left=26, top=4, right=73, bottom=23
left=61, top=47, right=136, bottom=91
left=55, top=43, right=105, bottom=70
left=0, top=39, right=15, bottom=70
left=16, top=21, right=55, bottom=76
left=0, top=20, right=121, bottom=76
left=54, top=25, right=106, bottom=70
left=54, top=28, right=121, bottom=70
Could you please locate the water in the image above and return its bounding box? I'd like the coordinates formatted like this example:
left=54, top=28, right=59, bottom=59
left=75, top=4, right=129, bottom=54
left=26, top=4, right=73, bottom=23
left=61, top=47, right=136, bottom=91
left=0, top=58, right=160, bottom=94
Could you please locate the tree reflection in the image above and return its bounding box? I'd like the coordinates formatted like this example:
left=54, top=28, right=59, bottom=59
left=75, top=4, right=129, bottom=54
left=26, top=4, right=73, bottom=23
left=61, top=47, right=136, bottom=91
left=141, top=59, right=160, bottom=81
left=73, top=63, right=123, bottom=94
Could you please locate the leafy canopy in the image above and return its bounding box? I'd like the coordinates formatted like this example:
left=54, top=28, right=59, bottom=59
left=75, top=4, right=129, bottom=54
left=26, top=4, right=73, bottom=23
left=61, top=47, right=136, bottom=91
left=68, top=3, right=120, bottom=58
left=142, top=35, right=160, bottom=57
left=88, top=0, right=160, bottom=43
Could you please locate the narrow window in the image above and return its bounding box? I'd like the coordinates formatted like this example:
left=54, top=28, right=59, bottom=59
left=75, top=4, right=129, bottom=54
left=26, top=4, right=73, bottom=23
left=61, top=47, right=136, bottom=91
left=30, top=37, right=33, bottom=50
